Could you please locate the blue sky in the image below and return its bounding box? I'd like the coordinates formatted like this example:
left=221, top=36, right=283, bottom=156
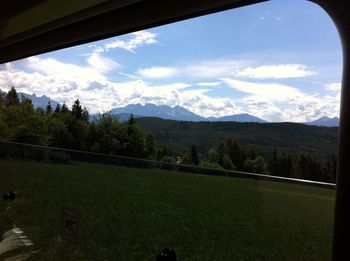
left=0, top=0, right=342, bottom=122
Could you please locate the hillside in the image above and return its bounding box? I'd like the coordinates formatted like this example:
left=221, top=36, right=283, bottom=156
left=0, top=160, right=334, bottom=260
left=136, top=117, right=339, bottom=157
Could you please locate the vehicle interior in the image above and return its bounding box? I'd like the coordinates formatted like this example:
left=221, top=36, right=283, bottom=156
left=0, top=0, right=348, bottom=260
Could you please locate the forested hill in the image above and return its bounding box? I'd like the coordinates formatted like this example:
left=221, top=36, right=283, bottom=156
left=136, top=117, right=338, bottom=157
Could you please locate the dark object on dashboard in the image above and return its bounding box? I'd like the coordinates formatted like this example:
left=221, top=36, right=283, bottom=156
left=3, top=191, right=16, bottom=201
left=156, top=248, right=177, bottom=261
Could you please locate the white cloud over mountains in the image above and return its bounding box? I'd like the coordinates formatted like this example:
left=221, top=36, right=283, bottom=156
left=0, top=51, right=340, bottom=122
left=0, top=58, right=240, bottom=117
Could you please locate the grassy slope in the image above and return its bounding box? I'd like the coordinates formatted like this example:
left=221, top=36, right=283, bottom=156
left=0, top=160, right=335, bottom=260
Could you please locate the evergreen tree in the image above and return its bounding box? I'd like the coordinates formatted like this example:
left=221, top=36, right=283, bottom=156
left=20, top=94, right=33, bottom=107
left=72, top=99, right=83, bottom=119
left=46, top=101, right=52, bottom=114
left=281, top=152, right=295, bottom=178
left=297, top=153, right=314, bottom=180
left=216, top=142, right=225, bottom=166
left=61, top=102, right=69, bottom=113
left=190, top=144, right=199, bottom=165
left=156, top=147, right=167, bottom=161
left=145, top=134, right=155, bottom=158
left=36, top=107, right=45, bottom=116
left=181, top=153, right=191, bottom=164
left=5, top=87, right=20, bottom=107
left=128, top=114, right=136, bottom=125
left=0, top=94, right=4, bottom=108
left=82, top=106, right=89, bottom=122
left=226, top=137, right=243, bottom=169
left=54, top=103, right=61, bottom=113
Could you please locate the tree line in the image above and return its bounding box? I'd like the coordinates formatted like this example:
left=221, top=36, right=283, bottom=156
left=0, top=87, right=157, bottom=160
left=0, top=87, right=337, bottom=183
left=179, top=138, right=336, bottom=183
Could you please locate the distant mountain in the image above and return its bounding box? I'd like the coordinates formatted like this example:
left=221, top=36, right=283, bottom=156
left=110, top=103, right=206, bottom=122
left=208, top=113, right=267, bottom=123
left=19, top=92, right=60, bottom=109
left=307, top=116, right=339, bottom=127
left=109, top=103, right=267, bottom=123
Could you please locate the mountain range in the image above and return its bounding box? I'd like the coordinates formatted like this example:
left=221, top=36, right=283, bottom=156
left=306, top=116, right=339, bottom=127
left=109, top=103, right=338, bottom=126
left=19, top=92, right=59, bottom=109
left=109, top=103, right=267, bottom=123
left=16, top=92, right=339, bottom=127
left=110, top=103, right=205, bottom=122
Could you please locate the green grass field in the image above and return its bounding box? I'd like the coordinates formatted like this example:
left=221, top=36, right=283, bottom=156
left=0, top=159, right=335, bottom=260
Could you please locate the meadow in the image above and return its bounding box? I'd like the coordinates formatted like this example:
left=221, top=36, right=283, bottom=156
left=0, top=159, right=335, bottom=260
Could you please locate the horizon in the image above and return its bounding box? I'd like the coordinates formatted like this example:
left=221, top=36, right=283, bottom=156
left=17, top=92, right=339, bottom=124
left=0, top=0, right=342, bottom=122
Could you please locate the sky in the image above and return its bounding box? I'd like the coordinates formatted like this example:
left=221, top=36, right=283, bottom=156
left=0, top=0, right=343, bottom=122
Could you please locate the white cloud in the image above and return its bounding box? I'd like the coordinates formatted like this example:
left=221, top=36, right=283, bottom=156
left=325, top=82, right=341, bottom=92
left=239, top=93, right=340, bottom=123
left=0, top=57, right=340, bottom=122
left=282, top=94, right=340, bottom=122
left=137, top=66, right=177, bottom=79
left=185, top=60, right=244, bottom=78
left=86, top=52, right=120, bottom=73
left=26, top=56, right=106, bottom=84
left=152, top=82, right=191, bottom=90
left=136, top=62, right=315, bottom=82
left=235, top=64, right=315, bottom=79
left=135, top=60, right=245, bottom=79
left=197, top=81, right=222, bottom=87
left=222, top=78, right=303, bottom=101
left=105, top=31, right=157, bottom=53
left=0, top=63, right=240, bottom=117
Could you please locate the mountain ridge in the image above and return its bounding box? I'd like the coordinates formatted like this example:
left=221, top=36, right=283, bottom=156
left=109, top=103, right=338, bottom=126
left=19, top=92, right=60, bottom=109
left=109, top=103, right=267, bottom=123
left=306, top=116, right=339, bottom=127
left=14, top=92, right=339, bottom=126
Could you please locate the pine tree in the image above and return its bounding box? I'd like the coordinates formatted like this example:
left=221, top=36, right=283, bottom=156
left=0, top=90, right=4, bottom=108
left=128, top=114, right=135, bottom=125
left=46, top=101, right=52, bottom=114
left=226, top=137, right=243, bottom=169
left=72, top=99, right=83, bottom=119
left=145, top=134, right=155, bottom=158
left=190, top=144, right=199, bottom=165
left=20, top=94, right=32, bottom=106
left=54, top=103, right=61, bottom=113
left=5, top=87, right=20, bottom=107
left=82, top=106, right=89, bottom=122
left=61, top=102, right=69, bottom=113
